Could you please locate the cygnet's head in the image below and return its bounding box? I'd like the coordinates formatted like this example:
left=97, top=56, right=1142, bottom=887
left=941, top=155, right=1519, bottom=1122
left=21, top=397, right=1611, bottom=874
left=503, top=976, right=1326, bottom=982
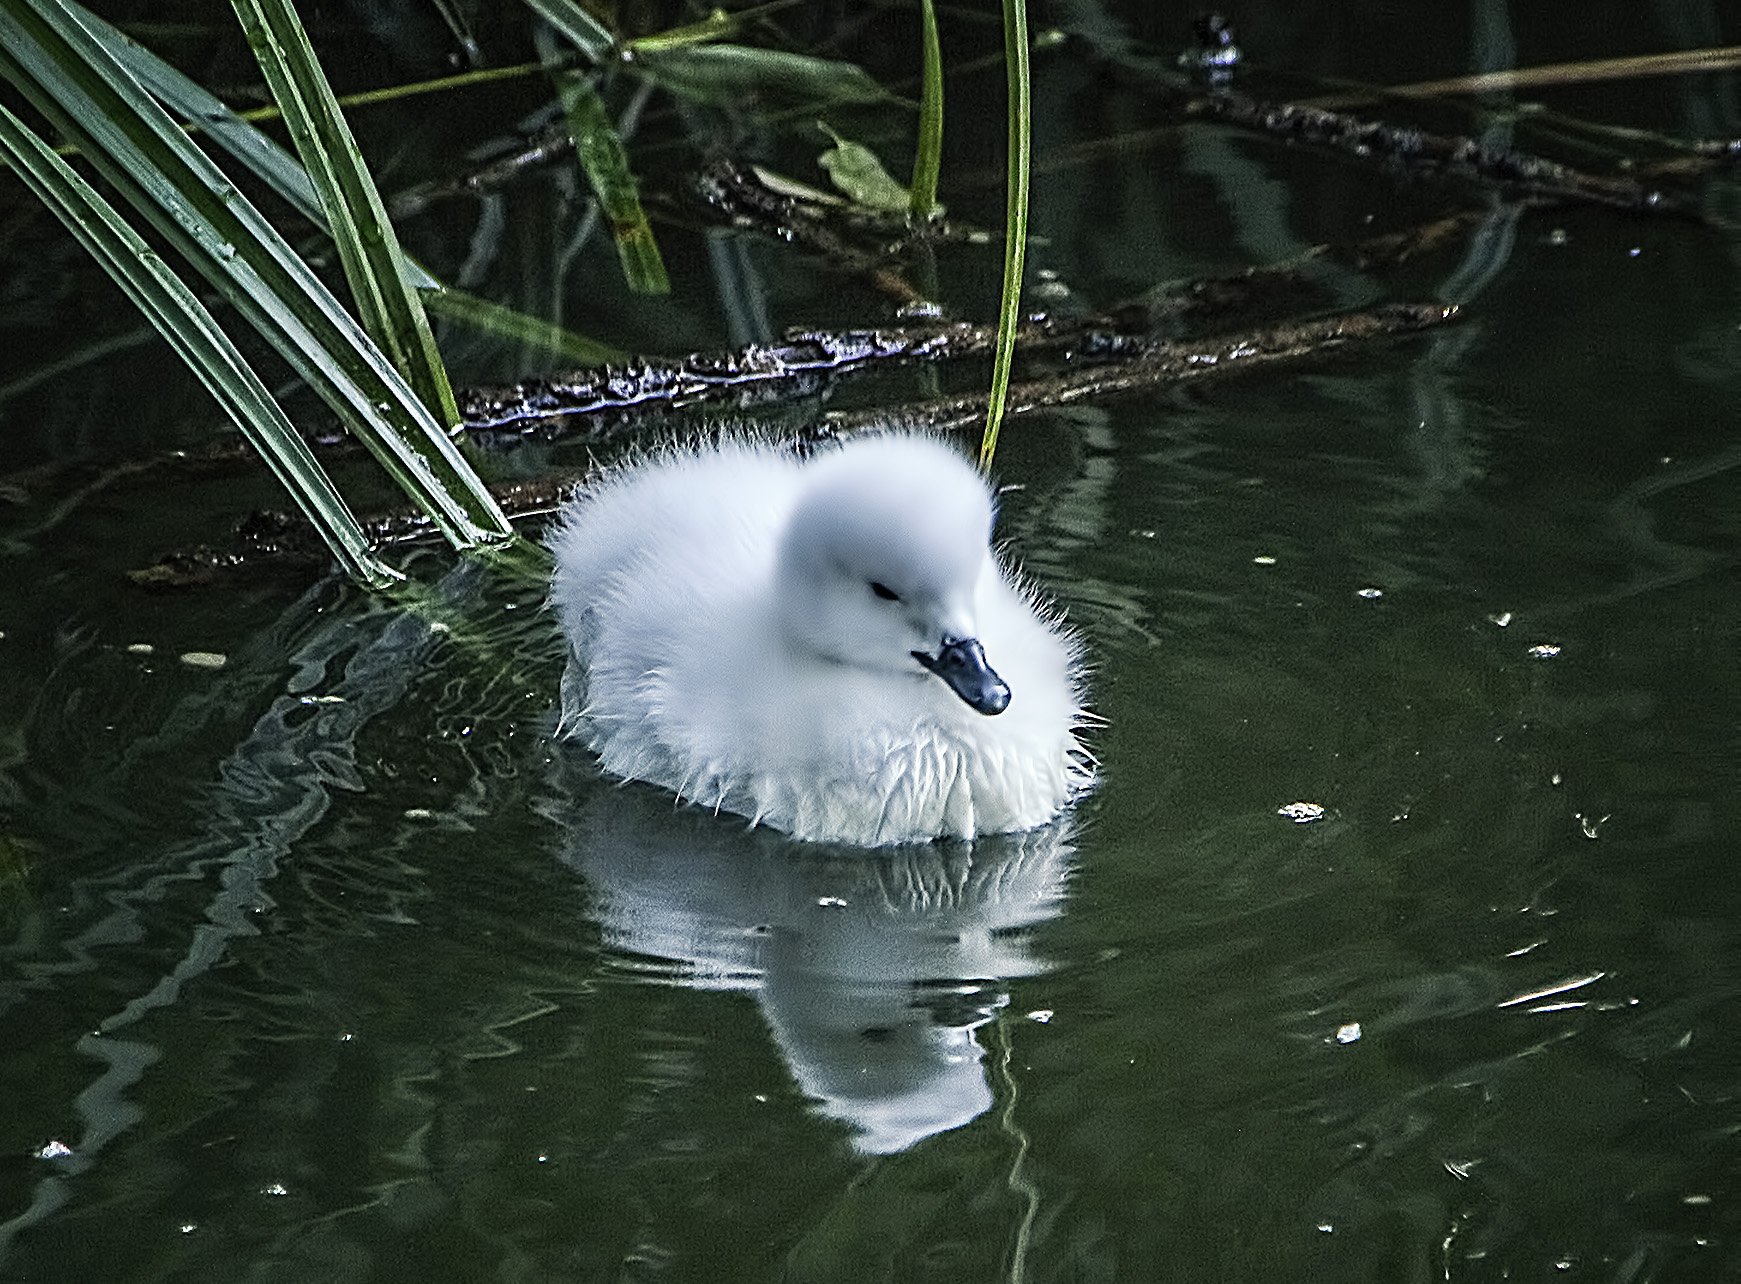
left=775, top=435, right=1010, bottom=715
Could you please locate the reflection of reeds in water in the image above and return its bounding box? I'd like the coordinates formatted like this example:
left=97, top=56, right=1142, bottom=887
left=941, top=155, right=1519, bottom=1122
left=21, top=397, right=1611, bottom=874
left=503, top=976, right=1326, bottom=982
left=0, top=833, right=34, bottom=925
left=562, top=779, right=1076, bottom=1154
left=0, top=564, right=501, bottom=1259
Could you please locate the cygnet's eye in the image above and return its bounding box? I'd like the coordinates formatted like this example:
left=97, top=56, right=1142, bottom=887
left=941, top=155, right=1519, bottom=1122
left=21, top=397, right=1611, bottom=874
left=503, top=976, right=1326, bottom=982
left=869, top=581, right=901, bottom=603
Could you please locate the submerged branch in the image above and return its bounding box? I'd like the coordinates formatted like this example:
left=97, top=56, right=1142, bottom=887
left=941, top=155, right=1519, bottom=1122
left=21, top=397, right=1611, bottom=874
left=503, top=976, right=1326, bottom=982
left=457, top=204, right=1481, bottom=445
left=127, top=471, right=591, bottom=589
left=1337, top=45, right=1741, bottom=105
left=456, top=322, right=989, bottom=440
left=128, top=301, right=1457, bottom=588
left=818, top=303, right=1460, bottom=435
left=456, top=314, right=1147, bottom=443
left=388, top=123, right=575, bottom=219
left=1178, top=87, right=1681, bottom=215
left=685, top=158, right=939, bottom=304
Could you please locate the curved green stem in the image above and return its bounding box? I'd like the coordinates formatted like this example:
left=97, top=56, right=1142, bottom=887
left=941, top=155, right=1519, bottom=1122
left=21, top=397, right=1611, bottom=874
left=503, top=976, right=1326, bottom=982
left=978, top=0, right=1029, bottom=473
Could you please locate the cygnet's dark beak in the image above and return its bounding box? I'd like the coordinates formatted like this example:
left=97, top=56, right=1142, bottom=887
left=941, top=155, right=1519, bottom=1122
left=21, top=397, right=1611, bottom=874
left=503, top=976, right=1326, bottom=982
left=912, top=637, right=1011, bottom=716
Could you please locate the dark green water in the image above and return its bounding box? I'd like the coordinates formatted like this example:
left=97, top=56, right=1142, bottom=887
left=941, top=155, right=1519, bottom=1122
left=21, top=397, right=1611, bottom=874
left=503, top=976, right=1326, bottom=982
left=3, top=3, right=1740, bottom=1280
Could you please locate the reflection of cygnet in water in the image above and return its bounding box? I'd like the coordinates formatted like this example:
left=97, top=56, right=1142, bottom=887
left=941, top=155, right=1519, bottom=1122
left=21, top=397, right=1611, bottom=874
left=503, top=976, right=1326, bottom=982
left=560, top=785, right=1075, bottom=1155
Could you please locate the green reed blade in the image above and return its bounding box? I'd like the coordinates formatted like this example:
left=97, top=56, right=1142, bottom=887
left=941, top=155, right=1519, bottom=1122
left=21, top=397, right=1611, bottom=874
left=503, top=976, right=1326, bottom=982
left=0, top=101, right=399, bottom=587
left=64, top=0, right=329, bottom=224
left=910, top=0, right=944, bottom=221
left=818, top=123, right=911, bottom=214
left=229, top=0, right=459, bottom=427
left=0, top=0, right=512, bottom=549
left=550, top=70, right=670, bottom=295
left=519, top=0, right=614, bottom=63
left=978, top=0, right=1030, bottom=473
left=66, top=0, right=614, bottom=360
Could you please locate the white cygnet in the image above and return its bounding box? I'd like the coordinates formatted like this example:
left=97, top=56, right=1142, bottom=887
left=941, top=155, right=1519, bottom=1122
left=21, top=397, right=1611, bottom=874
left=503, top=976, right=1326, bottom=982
left=548, top=432, right=1091, bottom=846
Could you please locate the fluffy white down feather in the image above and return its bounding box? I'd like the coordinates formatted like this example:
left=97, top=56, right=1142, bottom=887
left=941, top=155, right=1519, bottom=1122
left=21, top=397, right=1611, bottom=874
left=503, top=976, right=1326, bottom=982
left=548, top=432, right=1091, bottom=846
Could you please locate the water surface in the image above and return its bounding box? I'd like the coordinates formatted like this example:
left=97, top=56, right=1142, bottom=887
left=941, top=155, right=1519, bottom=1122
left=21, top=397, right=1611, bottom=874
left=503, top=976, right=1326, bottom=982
left=2, top=3, right=1739, bottom=1279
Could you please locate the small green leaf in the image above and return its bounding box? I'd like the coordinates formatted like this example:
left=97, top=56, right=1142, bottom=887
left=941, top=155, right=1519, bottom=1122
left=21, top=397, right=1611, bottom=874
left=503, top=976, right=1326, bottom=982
left=816, top=123, right=913, bottom=214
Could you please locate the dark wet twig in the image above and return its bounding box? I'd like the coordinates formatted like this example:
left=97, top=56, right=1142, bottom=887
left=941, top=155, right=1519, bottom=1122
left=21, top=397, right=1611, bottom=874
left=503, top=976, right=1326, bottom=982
left=388, top=123, right=575, bottom=219
left=816, top=303, right=1461, bottom=435
left=1065, top=18, right=1709, bottom=216
left=451, top=309, right=1194, bottom=445
left=1124, top=209, right=1490, bottom=335
left=684, top=157, right=935, bottom=303
left=455, top=209, right=1486, bottom=445
left=1173, top=86, right=1684, bottom=216
left=128, top=301, right=1458, bottom=587
left=456, top=313, right=1145, bottom=443
left=457, top=322, right=988, bottom=439
left=127, top=470, right=593, bottom=589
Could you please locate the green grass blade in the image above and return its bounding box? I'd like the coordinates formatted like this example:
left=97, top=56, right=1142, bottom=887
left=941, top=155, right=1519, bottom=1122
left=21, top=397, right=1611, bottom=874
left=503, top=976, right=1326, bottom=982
left=910, top=0, right=944, bottom=221
left=422, top=286, right=623, bottom=365
left=71, top=0, right=616, bottom=367
left=550, top=69, right=670, bottom=294
left=64, top=0, right=328, bottom=224
left=0, top=0, right=512, bottom=549
left=630, top=44, right=891, bottom=112
left=0, top=102, right=399, bottom=588
left=229, top=0, right=459, bottom=428
left=64, top=0, right=619, bottom=370
left=978, top=0, right=1030, bottom=473
left=622, top=9, right=737, bottom=54
left=519, top=0, right=614, bottom=63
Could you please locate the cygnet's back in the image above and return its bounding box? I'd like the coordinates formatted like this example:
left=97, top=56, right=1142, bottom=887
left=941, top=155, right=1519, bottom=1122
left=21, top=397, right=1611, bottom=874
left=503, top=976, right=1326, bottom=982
left=549, top=433, right=1090, bottom=846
